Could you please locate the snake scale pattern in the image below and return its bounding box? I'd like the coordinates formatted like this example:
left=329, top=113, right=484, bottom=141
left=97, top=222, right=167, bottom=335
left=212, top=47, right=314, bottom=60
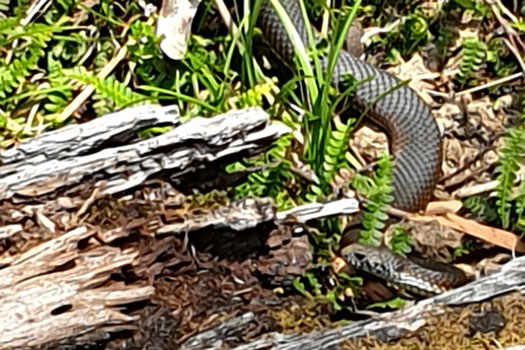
left=255, top=1, right=467, bottom=295
left=258, top=0, right=442, bottom=212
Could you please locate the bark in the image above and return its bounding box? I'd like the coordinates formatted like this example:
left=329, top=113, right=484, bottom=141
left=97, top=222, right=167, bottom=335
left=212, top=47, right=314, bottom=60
left=0, top=106, right=288, bottom=201
left=229, top=255, right=525, bottom=350
left=0, top=106, right=288, bottom=349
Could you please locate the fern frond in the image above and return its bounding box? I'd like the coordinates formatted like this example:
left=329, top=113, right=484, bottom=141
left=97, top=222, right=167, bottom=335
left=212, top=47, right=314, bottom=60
left=232, top=134, right=296, bottom=210
left=514, top=183, right=525, bottom=232
left=495, top=126, right=525, bottom=228
left=352, top=153, right=394, bottom=246
left=463, top=195, right=498, bottom=223
left=513, top=93, right=525, bottom=231
left=388, top=225, right=413, bottom=256
left=0, top=0, right=8, bottom=15
left=4, top=20, right=66, bottom=46
left=43, top=54, right=73, bottom=113
left=0, top=20, right=63, bottom=99
left=456, top=37, right=486, bottom=84
left=398, top=14, right=429, bottom=55
left=0, top=17, right=18, bottom=34
left=322, top=115, right=353, bottom=183
left=0, top=45, right=44, bottom=99
left=66, top=68, right=147, bottom=110
left=235, top=80, right=276, bottom=108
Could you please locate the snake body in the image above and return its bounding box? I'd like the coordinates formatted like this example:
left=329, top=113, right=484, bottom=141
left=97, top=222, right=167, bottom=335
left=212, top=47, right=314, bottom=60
left=341, top=244, right=467, bottom=296
left=255, top=1, right=466, bottom=295
left=258, top=0, right=442, bottom=212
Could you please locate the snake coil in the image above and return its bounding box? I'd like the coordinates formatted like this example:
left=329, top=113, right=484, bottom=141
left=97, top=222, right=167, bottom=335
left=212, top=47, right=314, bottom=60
left=258, top=0, right=442, bottom=212
left=254, top=1, right=468, bottom=295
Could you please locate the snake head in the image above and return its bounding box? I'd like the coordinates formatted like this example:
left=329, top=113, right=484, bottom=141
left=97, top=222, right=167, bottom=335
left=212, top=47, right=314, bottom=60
left=340, top=243, right=406, bottom=283
left=341, top=244, right=389, bottom=274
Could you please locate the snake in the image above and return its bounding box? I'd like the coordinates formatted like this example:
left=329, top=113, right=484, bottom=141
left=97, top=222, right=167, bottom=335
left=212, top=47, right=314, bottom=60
left=340, top=244, right=467, bottom=296
left=255, top=1, right=466, bottom=295
left=257, top=0, right=442, bottom=212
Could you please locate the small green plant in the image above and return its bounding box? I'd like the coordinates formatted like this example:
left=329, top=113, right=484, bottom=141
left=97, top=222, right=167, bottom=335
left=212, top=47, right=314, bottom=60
left=383, top=13, right=430, bottom=59
left=456, top=37, right=486, bottom=84
left=445, top=0, right=490, bottom=17
left=293, top=270, right=361, bottom=311
left=230, top=134, right=297, bottom=211
left=65, top=67, right=148, bottom=110
left=435, top=25, right=455, bottom=58
left=464, top=93, right=525, bottom=232
left=463, top=195, right=499, bottom=223
left=352, top=153, right=394, bottom=246
left=495, top=126, right=525, bottom=229
left=389, top=225, right=413, bottom=255
left=463, top=95, right=525, bottom=234
left=367, top=296, right=406, bottom=310
left=486, top=37, right=518, bottom=77
left=321, top=115, right=354, bottom=184
left=268, top=0, right=361, bottom=196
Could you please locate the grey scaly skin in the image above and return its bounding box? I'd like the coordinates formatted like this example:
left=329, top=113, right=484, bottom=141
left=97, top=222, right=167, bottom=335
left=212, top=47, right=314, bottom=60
left=341, top=244, right=467, bottom=296
left=256, top=1, right=466, bottom=294
left=257, top=0, right=442, bottom=212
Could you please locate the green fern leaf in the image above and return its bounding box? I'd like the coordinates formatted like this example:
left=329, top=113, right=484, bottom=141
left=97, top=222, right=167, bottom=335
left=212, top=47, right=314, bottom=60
left=456, top=37, right=486, bottom=84
left=322, top=115, right=354, bottom=183
left=495, top=127, right=525, bottom=228
left=353, top=153, right=394, bottom=246
left=0, top=45, right=44, bottom=99
left=463, top=195, right=498, bottom=223
left=66, top=68, right=147, bottom=110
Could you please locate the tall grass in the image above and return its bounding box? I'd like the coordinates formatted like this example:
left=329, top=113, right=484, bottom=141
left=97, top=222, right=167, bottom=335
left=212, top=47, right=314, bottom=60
left=267, top=0, right=361, bottom=191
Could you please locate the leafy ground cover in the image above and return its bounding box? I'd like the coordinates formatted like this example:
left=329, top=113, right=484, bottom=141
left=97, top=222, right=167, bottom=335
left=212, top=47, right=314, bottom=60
left=1, top=0, right=525, bottom=347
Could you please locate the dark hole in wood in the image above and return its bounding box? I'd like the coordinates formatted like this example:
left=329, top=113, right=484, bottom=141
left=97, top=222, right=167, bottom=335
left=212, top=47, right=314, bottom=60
left=51, top=304, right=72, bottom=315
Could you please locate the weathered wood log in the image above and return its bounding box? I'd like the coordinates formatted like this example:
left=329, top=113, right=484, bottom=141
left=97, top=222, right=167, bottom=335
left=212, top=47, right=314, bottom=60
left=0, top=226, right=154, bottom=348
left=0, top=106, right=290, bottom=349
left=0, top=106, right=288, bottom=201
left=0, top=104, right=179, bottom=166
left=229, top=255, right=525, bottom=350
left=180, top=312, right=257, bottom=349
left=4, top=104, right=525, bottom=349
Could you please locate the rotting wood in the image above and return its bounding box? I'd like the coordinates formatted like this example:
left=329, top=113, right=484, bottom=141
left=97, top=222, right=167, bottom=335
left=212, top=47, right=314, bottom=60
left=0, top=104, right=179, bottom=165
left=3, top=104, right=525, bottom=349
left=0, top=226, right=155, bottom=348
left=0, top=106, right=290, bottom=349
left=0, top=106, right=289, bottom=201
left=180, top=312, right=257, bottom=349
left=228, top=255, right=525, bottom=350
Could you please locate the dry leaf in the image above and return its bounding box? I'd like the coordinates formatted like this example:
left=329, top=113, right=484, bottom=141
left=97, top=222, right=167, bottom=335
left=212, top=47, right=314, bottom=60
left=387, top=54, right=440, bottom=106
left=409, top=213, right=525, bottom=252
left=425, top=200, right=463, bottom=215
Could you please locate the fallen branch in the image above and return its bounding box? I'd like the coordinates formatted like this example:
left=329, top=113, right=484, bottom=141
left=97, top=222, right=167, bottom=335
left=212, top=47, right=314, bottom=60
left=0, top=106, right=289, bottom=201
left=231, top=255, right=525, bottom=349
